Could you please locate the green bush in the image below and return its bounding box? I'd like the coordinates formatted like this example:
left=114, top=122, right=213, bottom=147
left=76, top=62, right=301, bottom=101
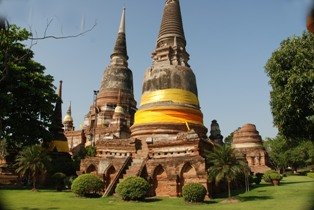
left=253, top=173, right=263, bottom=184
left=307, top=172, right=314, bottom=178
left=85, top=146, right=97, bottom=157
left=116, top=176, right=149, bottom=201
left=52, top=172, right=66, bottom=191
left=182, top=183, right=207, bottom=203
left=263, top=170, right=282, bottom=183
left=71, top=174, right=103, bottom=197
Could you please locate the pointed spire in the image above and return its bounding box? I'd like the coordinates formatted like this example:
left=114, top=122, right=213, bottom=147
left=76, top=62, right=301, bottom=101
left=50, top=80, right=66, bottom=140
left=55, top=80, right=63, bottom=124
left=157, top=0, right=186, bottom=45
left=118, top=7, right=126, bottom=33
left=57, top=80, right=63, bottom=98
left=152, top=0, right=190, bottom=66
left=63, top=102, right=73, bottom=125
left=110, top=7, right=128, bottom=62
left=67, top=102, right=72, bottom=115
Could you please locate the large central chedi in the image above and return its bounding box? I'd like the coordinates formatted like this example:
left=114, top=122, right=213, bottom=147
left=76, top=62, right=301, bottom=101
left=129, top=0, right=211, bottom=197
left=68, top=0, right=213, bottom=198
left=131, top=0, right=207, bottom=138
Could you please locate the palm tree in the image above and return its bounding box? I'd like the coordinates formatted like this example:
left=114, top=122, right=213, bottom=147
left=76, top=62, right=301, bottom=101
left=206, top=145, right=250, bottom=199
left=15, top=144, right=51, bottom=190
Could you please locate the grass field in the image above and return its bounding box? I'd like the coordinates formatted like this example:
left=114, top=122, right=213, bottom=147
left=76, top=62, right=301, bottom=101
left=1, top=175, right=313, bottom=210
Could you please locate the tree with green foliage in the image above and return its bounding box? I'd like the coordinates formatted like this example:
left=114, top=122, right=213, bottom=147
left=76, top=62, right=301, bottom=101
left=85, top=145, right=97, bottom=157
left=265, top=32, right=314, bottom=141
left=264, top=136, right=290, bottom=172
left=223, top=127, right=240, bottom=146
left=289, top=140, right=314, bottom=171
left=0, top=24, right=57, bottom=159
left=206, top=145, right=250, bottom=199
left=264, top=136, right=314, bottom=172
left=15, top=144, right=51, bottom=190
left=223, top=133, right=233, bottom=146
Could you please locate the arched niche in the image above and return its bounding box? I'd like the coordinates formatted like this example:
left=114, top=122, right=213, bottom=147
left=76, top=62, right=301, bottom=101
left=177, top=162, right=197, bottom=196
left=86, top=164, right=97, bottom=174
left=152, top=164, right=167, bottom=196
left=103, top=165, right=116, bottom=189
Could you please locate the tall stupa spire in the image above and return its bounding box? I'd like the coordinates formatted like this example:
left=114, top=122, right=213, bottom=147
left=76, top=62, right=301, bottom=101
left=152, top=0, right=190, bottom=67
left=49, top=80, right=69, bottom=153
left=157, top=0, right=185, bottom=44
left=131, top=0, right=207, bottom=138
left=110, top=7, right=128, bottom=64
left=57, top=80, right=62, bottom=99
left=54, top=80, right=63, bottom=130
left=89, top=7, right=136, bottom=132
left=98, top=7, right=134, bottom=97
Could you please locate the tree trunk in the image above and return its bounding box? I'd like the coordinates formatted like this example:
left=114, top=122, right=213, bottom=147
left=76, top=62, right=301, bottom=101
left=245, top=175, right=249, bottom=192
left=227, top=180, right=231, bottom=198
left=32, top=172, right=37, bottom=190
left=32, top=175, right=36, bottom=190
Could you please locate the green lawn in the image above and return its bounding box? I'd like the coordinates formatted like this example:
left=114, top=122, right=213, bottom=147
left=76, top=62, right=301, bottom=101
left=1, top=175, right=313, bottom=210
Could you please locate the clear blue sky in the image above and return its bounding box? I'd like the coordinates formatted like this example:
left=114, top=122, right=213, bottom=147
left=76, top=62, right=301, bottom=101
left=1, top=0, right=312, bottom=139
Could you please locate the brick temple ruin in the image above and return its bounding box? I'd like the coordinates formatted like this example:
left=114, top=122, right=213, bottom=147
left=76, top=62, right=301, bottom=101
left=49, top=0, right=271, bottom=197
left=232, top=124, right=271, bottom=174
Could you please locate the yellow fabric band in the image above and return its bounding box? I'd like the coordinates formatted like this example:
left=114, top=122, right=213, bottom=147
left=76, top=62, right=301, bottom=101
left=140, top=89, right=199, bottom=106
left=50, top=140, right=69, bottom=153
left=134, top=107, right=203, bottom=125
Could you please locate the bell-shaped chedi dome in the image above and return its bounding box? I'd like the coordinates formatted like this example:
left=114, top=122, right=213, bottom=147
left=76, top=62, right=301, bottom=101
left=131, top=0, right=207, bottom=138
left=63, top=103, right=74, bottom=131
left=232, top=123, right=264, bottom=149
left=97, top=8, right=136, bottom=108
left=88, top=8, right=136, bottom=127
left=232, top=123, right=271, bottom=173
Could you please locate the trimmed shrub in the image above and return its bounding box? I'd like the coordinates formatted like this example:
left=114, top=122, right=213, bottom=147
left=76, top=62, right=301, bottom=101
left=71, top=174, right=103, bottom=197
left=263, top=170, right=282, bottom=183
left=116, top=176, right=149, bottom=201
left=307, top=172, right=314, bottom=178
left=52, top=172, right=66, bottom=191
left=182, top=183, right=207, bottom=203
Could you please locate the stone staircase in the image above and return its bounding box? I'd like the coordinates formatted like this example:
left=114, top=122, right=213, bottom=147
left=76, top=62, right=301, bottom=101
left=123, top=158, right=146, bottom=177
left=103, top=156, right=132, bottom=197
left=103, top=157, right=147, bottom=197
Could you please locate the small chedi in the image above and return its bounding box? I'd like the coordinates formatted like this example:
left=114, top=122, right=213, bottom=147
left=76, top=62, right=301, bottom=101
left=49, top=80, right=70, bottom=154
left=232, top=123, right=271, bottom=173
left=208, top=120, right=223, bottom=145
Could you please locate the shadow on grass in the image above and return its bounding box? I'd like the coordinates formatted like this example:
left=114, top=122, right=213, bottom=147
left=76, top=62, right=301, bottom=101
left=239, top=195, right=273, bottom=202
left=22, top=208, right=60, bottom=210
left=144, top=197, right=163, bottom=203
left=203, top=200, right=219, bottom=204
left=279, top=180, right=314, bottom=186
